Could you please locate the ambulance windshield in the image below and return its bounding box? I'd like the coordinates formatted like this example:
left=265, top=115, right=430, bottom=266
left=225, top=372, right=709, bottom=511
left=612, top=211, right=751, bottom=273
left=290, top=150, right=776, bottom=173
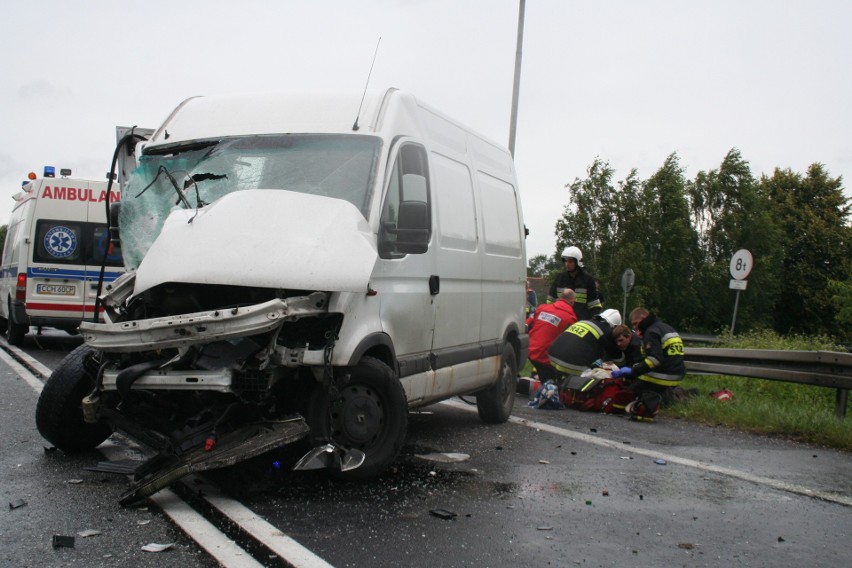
left=119, top=134, right=381, bottom=269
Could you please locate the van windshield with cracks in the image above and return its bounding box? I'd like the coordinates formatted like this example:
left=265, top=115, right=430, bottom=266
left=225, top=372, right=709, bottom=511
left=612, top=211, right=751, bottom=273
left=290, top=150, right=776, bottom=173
left=119, top=133, right=381, bottom=269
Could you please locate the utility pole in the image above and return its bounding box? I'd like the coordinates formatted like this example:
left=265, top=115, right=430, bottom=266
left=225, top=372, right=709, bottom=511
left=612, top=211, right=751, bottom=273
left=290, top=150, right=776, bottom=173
left=508, top=0, right=526, bottom=157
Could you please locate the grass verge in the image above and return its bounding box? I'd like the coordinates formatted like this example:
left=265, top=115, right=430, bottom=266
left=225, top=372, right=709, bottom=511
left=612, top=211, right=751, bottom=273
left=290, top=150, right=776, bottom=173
left=668, top=374, right=852, bottom=451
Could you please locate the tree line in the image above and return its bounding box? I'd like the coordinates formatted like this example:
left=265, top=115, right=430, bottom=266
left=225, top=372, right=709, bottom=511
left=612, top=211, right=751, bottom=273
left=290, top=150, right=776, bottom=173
left=527, top=149, right=852, bottom=341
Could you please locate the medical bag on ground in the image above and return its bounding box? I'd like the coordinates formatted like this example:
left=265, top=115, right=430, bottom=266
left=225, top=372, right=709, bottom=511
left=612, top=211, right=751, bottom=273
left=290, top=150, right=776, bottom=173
left=559, top=368, right=627, bottom=411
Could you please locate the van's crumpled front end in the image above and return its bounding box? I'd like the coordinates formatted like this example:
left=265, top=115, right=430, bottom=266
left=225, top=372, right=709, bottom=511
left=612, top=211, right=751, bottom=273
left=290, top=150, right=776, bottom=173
left=35, top=90, right=525, bottom=506
left=35, top=130, right=388, bottom=505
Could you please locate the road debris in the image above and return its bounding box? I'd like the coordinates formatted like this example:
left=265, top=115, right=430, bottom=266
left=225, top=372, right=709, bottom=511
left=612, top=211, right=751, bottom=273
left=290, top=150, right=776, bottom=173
left=654, top=459, right=667, bottom=465
left=8, top=499, right=27, bottom=510
left=415, top=452, right=471, bottom=463
left=52, top=535, right=75, bottom=548
left=429, top=508, right=458, bottom=520
left=141, top=542, right=174, bottom=552
left=77, top=530, right=101, bottom=538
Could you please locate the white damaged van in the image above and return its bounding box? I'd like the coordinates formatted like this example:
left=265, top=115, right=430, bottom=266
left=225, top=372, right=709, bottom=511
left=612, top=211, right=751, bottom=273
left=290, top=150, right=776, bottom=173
left=35, top=89, right=529, bottom=504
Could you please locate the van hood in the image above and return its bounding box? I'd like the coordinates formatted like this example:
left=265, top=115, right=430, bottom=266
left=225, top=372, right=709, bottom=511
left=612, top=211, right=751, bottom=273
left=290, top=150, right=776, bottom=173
left=132, top=190, right=377, bottom=296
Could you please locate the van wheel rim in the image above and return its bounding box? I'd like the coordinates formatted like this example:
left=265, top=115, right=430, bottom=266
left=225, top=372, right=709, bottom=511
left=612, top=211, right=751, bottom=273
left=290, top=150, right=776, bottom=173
left=331, top=385, right=384, bottom=447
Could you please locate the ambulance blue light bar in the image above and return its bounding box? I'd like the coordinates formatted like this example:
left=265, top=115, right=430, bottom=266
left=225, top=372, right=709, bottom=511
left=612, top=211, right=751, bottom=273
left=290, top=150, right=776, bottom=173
left=44, top=166, right=56, bottom=178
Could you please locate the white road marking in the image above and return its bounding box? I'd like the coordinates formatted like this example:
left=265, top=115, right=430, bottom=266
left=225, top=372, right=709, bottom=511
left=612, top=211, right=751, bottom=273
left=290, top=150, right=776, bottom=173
left=204, top=494, right=336, bottom=568
left=3, top=347, right=337, bottom=568
left=0, top=347, right=44, bottom=393
left=442, top=398, right=852, bottom=508
left=149, top=489, right=267, bottom=568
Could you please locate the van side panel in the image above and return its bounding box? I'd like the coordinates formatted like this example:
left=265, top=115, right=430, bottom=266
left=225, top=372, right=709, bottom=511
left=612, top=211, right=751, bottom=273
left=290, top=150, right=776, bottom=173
left=430, top=153, right=482, bottom=351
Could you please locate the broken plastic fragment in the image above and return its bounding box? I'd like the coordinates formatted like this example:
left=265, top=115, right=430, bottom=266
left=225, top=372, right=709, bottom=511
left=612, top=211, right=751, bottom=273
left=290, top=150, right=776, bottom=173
left=429, top=508, right=458, bottom=520
left=78, top=529, right=102, bottom=538
left=52, top=535, right=75, bottom=548
left=415, top=452, right=470, bottom=463
left=537, top=526, right=554, bottom=531
left=654, top=459, right=667, bottom=465
left=8, top=499, right=27, bottom=510
left=142, top=542, right=175, bottom=552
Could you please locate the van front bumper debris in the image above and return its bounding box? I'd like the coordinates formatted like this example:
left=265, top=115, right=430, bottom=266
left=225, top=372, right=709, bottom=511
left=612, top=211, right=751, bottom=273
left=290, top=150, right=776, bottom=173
left=79, top=292, right=329, bottom=352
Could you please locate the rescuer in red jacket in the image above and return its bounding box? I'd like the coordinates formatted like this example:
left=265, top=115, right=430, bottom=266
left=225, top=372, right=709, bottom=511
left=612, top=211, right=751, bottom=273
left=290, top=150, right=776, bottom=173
left=525, top=289, right=577, bottom=384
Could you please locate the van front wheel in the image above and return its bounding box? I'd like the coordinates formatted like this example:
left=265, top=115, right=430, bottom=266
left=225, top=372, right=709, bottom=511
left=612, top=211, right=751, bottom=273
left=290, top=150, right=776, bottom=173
left=476, top=343, right=518, bottom=424
left=307, top=357, right=408, bottom=480
left=35, top=345, right=112, bottom=452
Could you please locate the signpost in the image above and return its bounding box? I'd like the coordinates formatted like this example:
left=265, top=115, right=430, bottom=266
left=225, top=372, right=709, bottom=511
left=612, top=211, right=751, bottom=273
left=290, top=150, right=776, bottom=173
left=621, top=268, right=635, bottom=323
left=729, top=249, right=753, bottom=340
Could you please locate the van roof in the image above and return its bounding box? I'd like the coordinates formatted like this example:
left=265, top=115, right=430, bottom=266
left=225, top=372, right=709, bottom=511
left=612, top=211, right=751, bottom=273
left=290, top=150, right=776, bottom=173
left=145, top=89, right=393, bottom=150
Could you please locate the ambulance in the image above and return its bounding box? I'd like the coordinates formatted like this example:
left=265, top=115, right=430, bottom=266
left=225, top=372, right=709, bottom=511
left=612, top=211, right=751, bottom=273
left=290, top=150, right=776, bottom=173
left=0, top=167, right=123, bottom=345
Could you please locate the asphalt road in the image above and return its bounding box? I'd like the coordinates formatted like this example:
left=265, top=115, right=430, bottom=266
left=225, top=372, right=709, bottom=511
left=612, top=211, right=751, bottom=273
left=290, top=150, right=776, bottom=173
left=1, top=330, right=850, bottom=567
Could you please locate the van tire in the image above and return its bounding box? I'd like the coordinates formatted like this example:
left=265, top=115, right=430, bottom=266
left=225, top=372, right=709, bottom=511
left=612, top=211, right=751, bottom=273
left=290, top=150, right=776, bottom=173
left=307, top=356, right=407, bottom=480
left=476, top=343, right=517, bottom=424
left=35, top=345, right=112, bottom=453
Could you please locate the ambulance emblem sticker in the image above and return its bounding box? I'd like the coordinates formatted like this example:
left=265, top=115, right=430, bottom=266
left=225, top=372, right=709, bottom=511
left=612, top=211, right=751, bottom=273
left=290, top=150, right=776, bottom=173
left=44, top=226, right=78, bottom=258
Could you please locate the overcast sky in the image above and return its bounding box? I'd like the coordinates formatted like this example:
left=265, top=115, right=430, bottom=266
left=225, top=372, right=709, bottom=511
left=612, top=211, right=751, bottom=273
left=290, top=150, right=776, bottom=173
left=2, top=0, right=850, bottom=259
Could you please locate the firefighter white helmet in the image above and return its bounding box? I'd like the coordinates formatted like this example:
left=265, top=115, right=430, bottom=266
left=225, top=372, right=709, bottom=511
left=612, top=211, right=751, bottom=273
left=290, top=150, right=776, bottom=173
left=600, top=309, right=621, bottom=327
left=561, top=246, right=584, bottom=267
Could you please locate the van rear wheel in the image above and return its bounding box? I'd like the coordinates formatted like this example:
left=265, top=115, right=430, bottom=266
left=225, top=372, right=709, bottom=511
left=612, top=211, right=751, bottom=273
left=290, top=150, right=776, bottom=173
left=476, top=343, right=517, bottom=424
left=35, top=345, right=112, bottom=452
left=306, top=357, right=407, bottom=480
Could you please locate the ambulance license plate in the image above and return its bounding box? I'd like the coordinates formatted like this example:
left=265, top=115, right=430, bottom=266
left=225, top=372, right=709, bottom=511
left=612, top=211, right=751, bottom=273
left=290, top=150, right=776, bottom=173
left=36, top=284, right=76, bottom=296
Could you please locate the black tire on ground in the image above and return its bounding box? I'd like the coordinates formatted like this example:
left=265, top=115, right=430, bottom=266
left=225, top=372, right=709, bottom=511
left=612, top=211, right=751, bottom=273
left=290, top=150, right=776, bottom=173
left=307, top=356, right=408, bottom=480
left=0, top=316, right=7, bottom=335
left=476, top=343, right=518, bottom=424
left=35, top=345, right=112, bottom=452
left=5, top=305, right=27, bottom=346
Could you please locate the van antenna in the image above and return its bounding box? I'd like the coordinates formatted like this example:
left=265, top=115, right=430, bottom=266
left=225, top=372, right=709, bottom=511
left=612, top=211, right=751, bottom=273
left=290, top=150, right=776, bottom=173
left=352, top=37, right=381, bottom=131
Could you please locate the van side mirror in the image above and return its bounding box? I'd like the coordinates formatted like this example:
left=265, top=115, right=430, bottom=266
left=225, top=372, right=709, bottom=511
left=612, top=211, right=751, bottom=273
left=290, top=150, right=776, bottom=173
left=109, top=202, right=121, bottom=245
left=391, top=200, right=430, bottom=254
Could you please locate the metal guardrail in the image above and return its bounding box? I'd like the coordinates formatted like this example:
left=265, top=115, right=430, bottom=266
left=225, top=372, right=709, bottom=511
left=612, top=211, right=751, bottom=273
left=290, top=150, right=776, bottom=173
left=683, top=348, right=852, bottom=418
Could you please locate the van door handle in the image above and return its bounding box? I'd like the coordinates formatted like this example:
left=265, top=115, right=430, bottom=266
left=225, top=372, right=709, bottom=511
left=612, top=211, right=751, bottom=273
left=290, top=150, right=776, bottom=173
left=429, top=275, right=440, bottom=295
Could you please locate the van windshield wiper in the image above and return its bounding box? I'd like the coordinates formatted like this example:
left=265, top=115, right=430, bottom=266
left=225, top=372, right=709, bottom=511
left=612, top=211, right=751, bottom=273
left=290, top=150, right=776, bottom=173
left=135, top=165, right=192, bottom=209
left=183, top=172, right=228, bottom=208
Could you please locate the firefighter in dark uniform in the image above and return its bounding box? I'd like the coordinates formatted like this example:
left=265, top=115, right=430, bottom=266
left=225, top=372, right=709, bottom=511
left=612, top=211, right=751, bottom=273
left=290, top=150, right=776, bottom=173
left=611, top=307, right=686, bottom=418
left=548, top=309, right=622, bottom=376
left=547, top=246, right=601, bottom=321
